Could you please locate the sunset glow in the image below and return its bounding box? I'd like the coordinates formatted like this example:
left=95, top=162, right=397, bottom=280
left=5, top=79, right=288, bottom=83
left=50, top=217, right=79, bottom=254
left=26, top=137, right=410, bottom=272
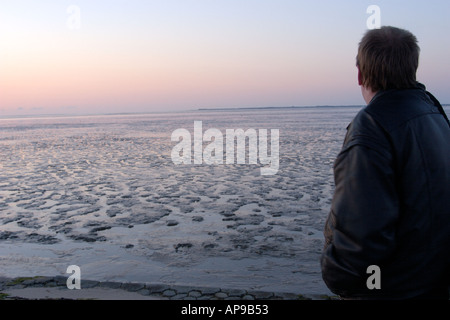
left=1, top=0, right=450, bottom=115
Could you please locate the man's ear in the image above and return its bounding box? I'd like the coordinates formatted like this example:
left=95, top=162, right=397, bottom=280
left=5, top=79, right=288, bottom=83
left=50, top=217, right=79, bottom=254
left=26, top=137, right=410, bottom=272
left=357, top=67, right=363, bottom=86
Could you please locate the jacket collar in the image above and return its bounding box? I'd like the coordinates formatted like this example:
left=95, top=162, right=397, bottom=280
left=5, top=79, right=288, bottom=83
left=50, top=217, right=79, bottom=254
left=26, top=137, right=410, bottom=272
left=368, top=82, right=427, bottom=105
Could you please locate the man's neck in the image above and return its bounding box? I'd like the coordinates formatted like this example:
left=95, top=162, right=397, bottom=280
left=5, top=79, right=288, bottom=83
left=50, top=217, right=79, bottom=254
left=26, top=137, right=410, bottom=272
left=361, top=86, right=377, bottom=105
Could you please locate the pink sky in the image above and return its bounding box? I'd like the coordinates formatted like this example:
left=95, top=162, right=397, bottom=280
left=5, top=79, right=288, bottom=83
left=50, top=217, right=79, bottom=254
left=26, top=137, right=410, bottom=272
left=1, top=1, right=449, bottom=116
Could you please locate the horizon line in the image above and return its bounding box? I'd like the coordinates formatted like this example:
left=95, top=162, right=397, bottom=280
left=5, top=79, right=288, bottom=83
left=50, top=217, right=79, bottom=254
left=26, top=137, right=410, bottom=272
left=1, top=104, right=449, bottom=120
left=0, top=105, right=364, bottom=120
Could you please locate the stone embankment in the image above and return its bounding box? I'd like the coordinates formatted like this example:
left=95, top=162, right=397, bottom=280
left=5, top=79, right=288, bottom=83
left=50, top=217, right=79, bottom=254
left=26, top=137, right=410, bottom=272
left=0, top=276, right=335, bottom=300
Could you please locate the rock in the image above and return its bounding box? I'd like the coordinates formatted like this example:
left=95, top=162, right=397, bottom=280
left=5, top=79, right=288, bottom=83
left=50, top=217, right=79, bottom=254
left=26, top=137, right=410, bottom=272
left=188, top=290, right=202, bottom=298
left=215, top=292, right=228, bottom=299
left=146, top=284, right=169, bottom=294
left=122, top=282, right=145, bottom=292
left=227, top=289, right=247, bottom=297
left=162, top=289, right=177, bottom=297
left=247, top=290, right=274, bottom=299
left=199, top=287, right=221, bottom=295
left=98, top=281, right=122, bottom=289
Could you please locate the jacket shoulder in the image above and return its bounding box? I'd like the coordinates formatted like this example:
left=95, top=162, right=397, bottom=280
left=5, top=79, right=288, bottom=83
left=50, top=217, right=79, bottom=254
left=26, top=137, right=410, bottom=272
left=343, top=108, right=391, bottom=156
left=364, top=89, right=439, bottom=133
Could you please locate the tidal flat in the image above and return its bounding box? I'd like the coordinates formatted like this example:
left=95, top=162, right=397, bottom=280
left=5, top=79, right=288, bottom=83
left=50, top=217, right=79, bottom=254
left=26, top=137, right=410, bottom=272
left=0, top=107, right=360, bottom=295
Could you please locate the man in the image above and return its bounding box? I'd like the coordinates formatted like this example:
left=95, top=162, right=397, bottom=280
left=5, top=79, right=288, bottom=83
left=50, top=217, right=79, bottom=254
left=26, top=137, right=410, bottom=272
left=321, top=26, right=450, bottom=299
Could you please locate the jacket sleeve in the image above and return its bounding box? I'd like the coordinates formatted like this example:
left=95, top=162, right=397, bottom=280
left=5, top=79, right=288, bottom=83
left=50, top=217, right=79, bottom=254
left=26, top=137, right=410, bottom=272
left=321, top=115, right=400, bottom=297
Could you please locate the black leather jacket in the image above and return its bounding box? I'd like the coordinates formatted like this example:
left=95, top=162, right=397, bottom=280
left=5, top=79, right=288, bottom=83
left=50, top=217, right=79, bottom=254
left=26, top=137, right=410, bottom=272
left=321, top=84, right=450, bottom=299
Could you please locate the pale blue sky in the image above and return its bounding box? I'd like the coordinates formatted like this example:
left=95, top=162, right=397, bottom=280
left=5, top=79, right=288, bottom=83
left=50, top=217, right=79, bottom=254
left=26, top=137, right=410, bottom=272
left=1, top=1, right=449, bottom=115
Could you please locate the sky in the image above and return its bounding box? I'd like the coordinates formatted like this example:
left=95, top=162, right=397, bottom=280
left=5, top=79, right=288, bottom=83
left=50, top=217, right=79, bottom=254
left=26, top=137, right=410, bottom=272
left=1, top=0, right=450, bottom=116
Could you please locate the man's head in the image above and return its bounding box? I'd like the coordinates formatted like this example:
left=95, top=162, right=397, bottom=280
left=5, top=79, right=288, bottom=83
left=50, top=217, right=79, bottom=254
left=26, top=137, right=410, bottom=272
left=356, top=26, right=420, bottom=98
